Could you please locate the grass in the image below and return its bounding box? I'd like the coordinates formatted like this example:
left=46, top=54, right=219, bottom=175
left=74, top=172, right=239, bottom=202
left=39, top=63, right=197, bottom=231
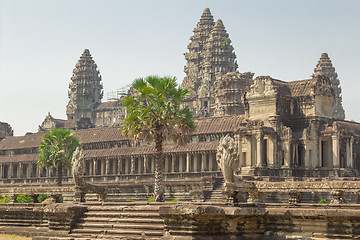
left=0, top=234, right=31, bottom=240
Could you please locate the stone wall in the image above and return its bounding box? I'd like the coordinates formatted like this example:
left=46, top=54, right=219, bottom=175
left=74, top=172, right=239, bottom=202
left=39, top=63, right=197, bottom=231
left=160, top=204, right=360, bottom=239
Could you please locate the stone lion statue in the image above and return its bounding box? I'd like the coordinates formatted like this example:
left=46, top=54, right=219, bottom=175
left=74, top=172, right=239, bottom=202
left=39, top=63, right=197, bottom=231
left=71, top=147, right=107, bottom=202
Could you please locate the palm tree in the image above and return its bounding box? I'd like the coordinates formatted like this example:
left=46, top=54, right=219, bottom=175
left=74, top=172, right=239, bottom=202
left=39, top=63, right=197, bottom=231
left=38, top=128, right=80, bottom=186
left=122, top=75, right=195, bottom=202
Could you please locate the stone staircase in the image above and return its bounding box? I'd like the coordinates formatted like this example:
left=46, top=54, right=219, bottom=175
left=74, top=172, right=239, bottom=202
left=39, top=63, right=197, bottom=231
left=205, top=177, right=226, bottom=203
left=56, top=202, right=165, bottom=240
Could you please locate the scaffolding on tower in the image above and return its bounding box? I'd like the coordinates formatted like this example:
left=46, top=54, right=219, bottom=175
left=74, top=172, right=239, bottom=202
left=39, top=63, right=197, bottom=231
left=106, top=84, right=130, bottom=101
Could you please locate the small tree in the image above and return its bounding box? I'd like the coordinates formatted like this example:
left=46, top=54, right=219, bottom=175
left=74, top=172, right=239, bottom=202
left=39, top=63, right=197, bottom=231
left=38, top=128, right=80, bottom=186
left=122, top=75, right=195, bottom=202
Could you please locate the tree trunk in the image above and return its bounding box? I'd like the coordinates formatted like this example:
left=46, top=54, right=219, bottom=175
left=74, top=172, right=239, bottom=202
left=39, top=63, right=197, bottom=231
left=57, top=161, right=63, bottom=186
left=154, top=127, right=164, bottom=202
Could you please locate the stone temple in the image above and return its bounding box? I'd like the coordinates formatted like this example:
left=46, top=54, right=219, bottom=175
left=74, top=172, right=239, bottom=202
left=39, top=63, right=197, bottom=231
left=2, top=8, right=360, bottom=239
left=0, top=8, right=358, bottom=182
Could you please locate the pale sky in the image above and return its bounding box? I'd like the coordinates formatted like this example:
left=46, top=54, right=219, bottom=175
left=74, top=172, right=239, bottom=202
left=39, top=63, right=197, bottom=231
left=1, top=0, right=359, bottom=136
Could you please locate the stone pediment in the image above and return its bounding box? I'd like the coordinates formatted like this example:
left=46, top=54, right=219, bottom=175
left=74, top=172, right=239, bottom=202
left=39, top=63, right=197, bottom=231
left=247, top=76, right=287, bottom=98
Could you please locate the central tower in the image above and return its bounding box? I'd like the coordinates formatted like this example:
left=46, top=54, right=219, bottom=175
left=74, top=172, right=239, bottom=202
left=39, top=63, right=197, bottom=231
left=182, top=8, right=238, bottom=116
left=66, top=49, right=103, bottom=128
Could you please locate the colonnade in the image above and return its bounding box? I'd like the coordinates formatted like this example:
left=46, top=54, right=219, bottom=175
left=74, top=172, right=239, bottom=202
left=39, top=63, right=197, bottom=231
left=238, top=132, right=355, bottom=169
left=237, top=133, right=278, bottom=168
left=0, top=151, right=218, bottom=180
left=83, top=151, right=218, bottom=176
left=0, top=162, right=67, bottom=179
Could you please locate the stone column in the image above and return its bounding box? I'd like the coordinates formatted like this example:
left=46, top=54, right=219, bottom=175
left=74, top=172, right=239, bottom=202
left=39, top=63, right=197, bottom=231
left=237, top=136, right=243, bottom=167
left=138, top=157, right=142, bottom=173
left=165, top=155, right=169, bottom=172
left=151, top=156, right=155, bottom=173
left=17, top=164, right=21, bottom=178
left=0, top=164, right=3, bottom=178
left=209, top=153, right=214, bottom=171
left=179, top=155, right=184, bottom=172
left=268, top=137, right=276, bottom=167
left=283, top=140, right=291, bottom=167
left=256, top=132, right=263, bottom=167
left=27, top=164, right=31, bottom=178
left=144, top=156, right=148, bottom=173
left=130, top=156, right=135, bottom=174
left=304, top=143, right=311, bottom=168
left=332, top=134, right=340, bottom=168
left=105, top=158, right=110, bottom=175
left=37, top=167, right=41, bottom=178
left=201, top=153, right=206, bottom=171
left=347, top=137, right=354, bottom=168
left=246, top=136, right=252, bottom=166
left=171, top=154, right=176, bottom=172
left=186, top=153, right=190, bottom=172
left=93, top=159, right=96, bottom=175
left=118, top=158, right=122, bottom=174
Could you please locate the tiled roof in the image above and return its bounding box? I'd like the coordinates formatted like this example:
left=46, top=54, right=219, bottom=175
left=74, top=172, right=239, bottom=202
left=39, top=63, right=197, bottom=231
left=95, top=100, right=122, bottom=110
left=288, top=78, right=317, bottom=97
left=75, top=127, right=128, bottom=143
left=193, top=116, right=244, bottom=134
left=0, top=153, right=37, bottom=163
left=337, top=121, right=360, bottom=136
left=0, top=116, right=235, bottom=151
left=79, top=141, right=219, bottom=159
left=0, top=126, right=128, bottom=150
left=0, top=141, right=219, bottom=163
left=0, top=133, right=44, bottom=150
left=270, top=79, right=291, bottom=96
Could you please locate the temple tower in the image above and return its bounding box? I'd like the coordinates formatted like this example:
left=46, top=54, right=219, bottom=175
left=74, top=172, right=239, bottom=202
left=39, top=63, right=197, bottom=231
left=182, top=9, right=238, bottom=117
left=66, top=49, right=103, bottom=126
left=199, top=19, right=238, bottom=112
left=182, top=8, right=215, bottom=92
left=312, top=53, right=345, bottom=120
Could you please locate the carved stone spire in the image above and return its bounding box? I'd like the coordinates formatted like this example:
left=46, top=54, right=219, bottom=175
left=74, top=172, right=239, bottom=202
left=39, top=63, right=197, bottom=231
left=66, top=49, right=103, bottom=125
left=182, top=8, right=215, bottom=92
left=312, top=52, right=345, bottom=120
left=182, top=9, right=239, bottom=118
left=202, top=19, right=238, bottom=83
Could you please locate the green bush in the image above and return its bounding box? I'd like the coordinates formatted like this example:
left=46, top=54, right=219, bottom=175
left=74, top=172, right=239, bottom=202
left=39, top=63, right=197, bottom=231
left=16, top=194, right=31, bottom=203
left=170, top=199, right=178, bottom=203
left=37, top=194, right=50, bottom=203
left=146, top=196, right=154, bottom=203
left=0, top=196, right=11, bottom=203
left=126, top=199, right=133, bottom=202
left=318, top=199, right=328, bottom=204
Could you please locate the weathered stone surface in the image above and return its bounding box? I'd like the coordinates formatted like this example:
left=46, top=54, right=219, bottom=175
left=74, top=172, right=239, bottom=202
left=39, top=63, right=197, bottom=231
left=160, top=204, right=360, bottom=239
left=0, top=203, right=87, bottom=238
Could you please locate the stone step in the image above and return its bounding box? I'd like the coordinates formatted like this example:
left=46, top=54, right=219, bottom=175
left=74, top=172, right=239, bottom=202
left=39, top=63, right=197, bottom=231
left=71, top=228, right=163, bottom=236
left=80, top=216, right=163, bottom=224
left=87, top=205, right=160, bottom=211
left=75, top=222, right=164, bottom=230
left=82, top=211, right=160, bottom=218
